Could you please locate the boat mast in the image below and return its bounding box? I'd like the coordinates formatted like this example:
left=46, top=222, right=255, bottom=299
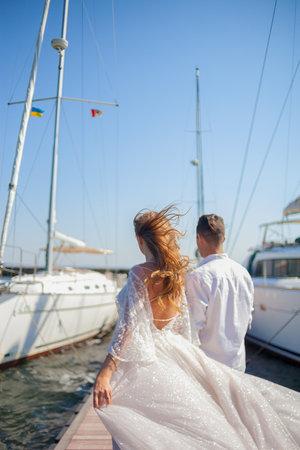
left=196, top=67, right=204, bottom=218
left=46, top=0, right=69, bottom=274
left=0, top=0, right=51, bottom=271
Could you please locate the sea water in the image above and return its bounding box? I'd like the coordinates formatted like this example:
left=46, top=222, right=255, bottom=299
left=0, top=334, right=111, bottom=449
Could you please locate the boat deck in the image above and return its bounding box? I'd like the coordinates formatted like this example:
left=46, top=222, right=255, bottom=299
left=54, top=394, right=112, bottom=450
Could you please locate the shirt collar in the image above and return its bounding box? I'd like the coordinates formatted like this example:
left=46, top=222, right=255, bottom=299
left=198, top=253, right=228, bottom=266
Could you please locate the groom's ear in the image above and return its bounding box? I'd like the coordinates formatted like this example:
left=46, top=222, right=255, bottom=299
left=197, top=233, right=204, bottom=244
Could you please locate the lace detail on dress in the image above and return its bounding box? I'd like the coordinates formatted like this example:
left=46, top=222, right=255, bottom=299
left=167, top=303, right=200, bottom=346
left=107, top=266, right=157, bottom=363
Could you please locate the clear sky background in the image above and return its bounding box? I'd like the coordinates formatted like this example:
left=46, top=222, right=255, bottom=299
left=0, top=0, right=300, bottom=270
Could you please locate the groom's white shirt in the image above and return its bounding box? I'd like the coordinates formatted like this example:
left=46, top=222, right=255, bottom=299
left=186, top=254, right=254, bottom=372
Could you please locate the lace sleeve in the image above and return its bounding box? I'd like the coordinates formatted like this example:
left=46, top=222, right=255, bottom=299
left=107, top=266, right=156, bottom=363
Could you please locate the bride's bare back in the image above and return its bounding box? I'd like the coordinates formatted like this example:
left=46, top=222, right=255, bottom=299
left=137, top=262, right=179, bottom=330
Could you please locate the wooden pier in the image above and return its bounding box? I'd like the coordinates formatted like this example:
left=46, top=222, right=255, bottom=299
left=53, top=394, right=112, bottom=450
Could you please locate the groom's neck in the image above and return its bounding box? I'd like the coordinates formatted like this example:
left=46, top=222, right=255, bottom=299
left=200, top=244, right=224, bottom=258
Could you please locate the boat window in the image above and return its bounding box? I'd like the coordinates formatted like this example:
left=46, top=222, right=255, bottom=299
left=84, top=285, right=90, bottom=289
left=288, top=259, right=300, bottom=277
left=254, top=261, right=262, bottom=276
left=254, top=259, right=300, bottom=277
left=68, top=286, right=73, bottom=291
left=95, top=284, right=99, bottom=289
left=273, top=259, right=287, bottom=277
left=254, top=260, right=272, bottom=277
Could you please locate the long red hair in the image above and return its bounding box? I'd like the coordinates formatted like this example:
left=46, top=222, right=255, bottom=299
left=134, top=205, right=189, bottom=310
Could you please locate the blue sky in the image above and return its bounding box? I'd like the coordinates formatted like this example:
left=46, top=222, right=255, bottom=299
left=0, top=0, right=300, bottom=270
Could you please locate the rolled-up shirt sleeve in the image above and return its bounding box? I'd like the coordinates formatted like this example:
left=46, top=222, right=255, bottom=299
left=186, top=271, right=209, bottom=332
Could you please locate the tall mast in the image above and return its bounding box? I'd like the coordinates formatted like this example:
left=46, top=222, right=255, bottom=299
left=46, top=0, right=69, bottom=273
left=196, top=67, right=204, bottom=218
left=0, top=0, right=51, bottom=270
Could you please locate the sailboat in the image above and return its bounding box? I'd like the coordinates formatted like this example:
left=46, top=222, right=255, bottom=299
left=0, top=0, right=119, bottom=368
left=245, top=197, right=300, bottom=363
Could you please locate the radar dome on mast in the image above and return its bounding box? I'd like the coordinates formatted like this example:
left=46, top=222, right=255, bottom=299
left=51, top=38, right=68, bottom=51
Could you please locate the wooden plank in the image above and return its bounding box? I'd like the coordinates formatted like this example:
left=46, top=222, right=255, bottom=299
left=55, top=394, right=112, bottom=450
left=67, top=443, right=111, bottom=450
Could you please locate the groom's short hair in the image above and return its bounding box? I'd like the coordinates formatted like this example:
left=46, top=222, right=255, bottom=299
left=197, top=214, right=225, bottom=245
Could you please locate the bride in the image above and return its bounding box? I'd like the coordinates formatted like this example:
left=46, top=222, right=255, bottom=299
left=93, top=205, right=300, bottom=449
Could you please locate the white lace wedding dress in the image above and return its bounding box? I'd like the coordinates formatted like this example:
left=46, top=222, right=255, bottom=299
left=95, top=266, right=300, bottom=449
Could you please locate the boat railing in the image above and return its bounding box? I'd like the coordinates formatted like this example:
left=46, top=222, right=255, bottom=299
left=7, top=278, right=46, bottom=295
left=1, top=245, right=41, bottom=280
left=261, top=219, right=300, bottom=247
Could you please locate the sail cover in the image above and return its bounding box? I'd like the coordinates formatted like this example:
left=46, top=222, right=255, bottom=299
left=53, top=246, right=113, bottom=254
left=48, top=231, right=113, bottom=254
left=283, top=196, right=300, bottom=216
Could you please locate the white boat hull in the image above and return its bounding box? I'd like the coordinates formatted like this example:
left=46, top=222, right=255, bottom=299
left=0, top=270, right=119, bottom=368
left=247, top=282, right=300, bottom=363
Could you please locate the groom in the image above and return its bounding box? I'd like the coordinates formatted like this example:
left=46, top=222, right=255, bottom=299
left=186, top=214, right=254, bottom=372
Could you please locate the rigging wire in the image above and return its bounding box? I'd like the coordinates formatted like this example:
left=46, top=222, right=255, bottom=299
left=111, top=0, right=120, bottom=268
left=7, top=0, right=29, bottom=97
left=92, top=114, right=109, bottom=251
left=61, top=106, right=105, bottom=246
left=90, top=1, right=111, bottom=260
left=15, top=191, right=46, bottom=232
left=228, top=56, right=300, bottom=256
left=21, top=104, right=55, bottom=198
left=113, top=105, right=120, bottom=269
left=81, top=2, right=86, bottom=242
left=81, top=0, right=118, bottom=103
left=111, top=0, right=119, bottom=98
left=1, top=0, right=31, bottom=222
left=8, top=1, right=33, bottom=103
left=283, top=0, right=297, bottom=211
left=225, top=0, right=278, bottom=251
left=8, top=42, right=36, bottom=102
left=6, top=104, right=55, bottom=242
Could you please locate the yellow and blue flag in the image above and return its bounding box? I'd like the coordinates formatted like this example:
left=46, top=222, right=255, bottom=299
left=31, top=107, right=44, bottom=117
